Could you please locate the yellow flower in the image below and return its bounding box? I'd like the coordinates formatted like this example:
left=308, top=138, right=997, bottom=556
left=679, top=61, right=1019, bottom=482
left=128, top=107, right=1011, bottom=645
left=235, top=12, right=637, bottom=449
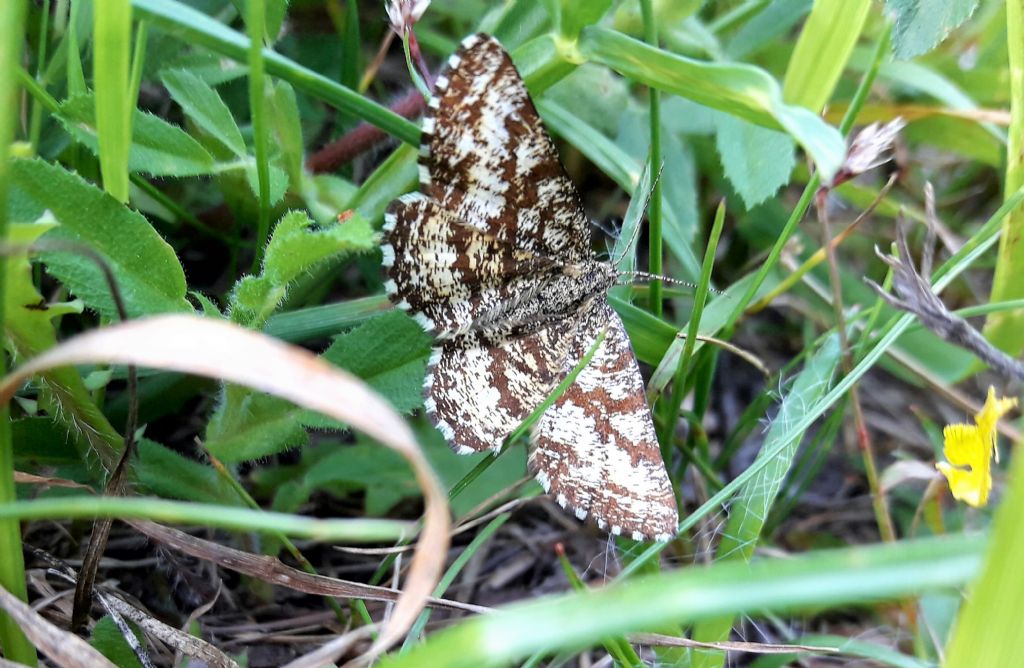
left=937, top=387, right=1018, bottom=507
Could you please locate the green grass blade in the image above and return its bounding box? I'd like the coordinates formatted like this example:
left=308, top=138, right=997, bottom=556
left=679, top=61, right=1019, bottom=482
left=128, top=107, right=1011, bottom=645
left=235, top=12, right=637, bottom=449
left=93, top=0, right=133, bottom=202
left=0, top=1, right=36, bottom=663
left=402, top=513, right=511, bottom=648
left=132, top=0, right=419, bottom=146
left=982, top=0, right=1024, bottom=357
left=0, top=497, right=412, bottom=542
left=577, top=25, right=846, bottom=180
left=378, top=535, right=982, bottom=668
left=782, top=0, right=871, bottom=111
left=263, top=295, right=392, bottom=342
left=691, top=334, right=841, bottom=668
left=246, top=0, right=271, bottom=271
left=639, top=0, right=663, bottom=317
left=945, top=408, right=1024, bottom=667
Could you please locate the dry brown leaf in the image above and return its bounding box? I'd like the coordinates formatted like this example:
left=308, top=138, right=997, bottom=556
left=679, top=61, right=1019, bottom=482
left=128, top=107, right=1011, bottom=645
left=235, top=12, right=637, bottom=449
left=0, top=314, right=451, bottom=659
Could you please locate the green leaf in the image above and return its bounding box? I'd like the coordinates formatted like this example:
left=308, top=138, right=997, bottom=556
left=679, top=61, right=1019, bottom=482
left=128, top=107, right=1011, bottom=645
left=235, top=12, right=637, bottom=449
left=782, top=0, right=871, bottom=111
left=160, top=68, right=246, bottom=156
left=230, top=210, right=376, bottom=328
left=322, top=310, right=433, bottom=414
left=267, top=80, right=305, bottom=186
left=378, top=534, right=982, bottom=668
left=136, top=439, right=238, bottom=504
left=205, top=391, right=310, bottom=463
left=559, top=0, right=613, bottom=39
left=304, top=440, right=421, bottom=516
left=715, top=114, right=796, bottom=209
left=243, top=161, right=289, bottom=206
left=577, top=26, right=846, bottom=181
left=8, top=158, right=192, bottom=319
left=12, top=417, right=82, bottom=467
left=93, top=0, right=133, bottom=201
left=90, top=615, right=143, bottom=668
left=887, top=0, right=980, bottom=60
left=2, top=219, right=81, bottom=358
left=208, top=310, right=428, bottom=464
left=56, top=94, right=216, bottom=177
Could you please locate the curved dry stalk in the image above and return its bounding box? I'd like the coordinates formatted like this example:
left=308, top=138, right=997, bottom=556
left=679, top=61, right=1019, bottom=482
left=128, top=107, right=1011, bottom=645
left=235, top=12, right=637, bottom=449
left=0, top=314, right=451, bottom=658
left=0, top=581, right=116, bottom=667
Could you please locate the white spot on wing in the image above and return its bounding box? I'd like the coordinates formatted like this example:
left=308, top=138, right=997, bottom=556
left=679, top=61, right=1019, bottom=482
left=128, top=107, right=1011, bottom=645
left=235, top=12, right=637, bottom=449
left=380, top=243, right=395, bottom=267
left=413, top=311, right=436, bottom=332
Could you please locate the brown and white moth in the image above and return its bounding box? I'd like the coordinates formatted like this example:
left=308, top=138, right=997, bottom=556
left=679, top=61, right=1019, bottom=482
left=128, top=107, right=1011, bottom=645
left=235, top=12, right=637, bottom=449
left=381, top=34, right=678, bottom=541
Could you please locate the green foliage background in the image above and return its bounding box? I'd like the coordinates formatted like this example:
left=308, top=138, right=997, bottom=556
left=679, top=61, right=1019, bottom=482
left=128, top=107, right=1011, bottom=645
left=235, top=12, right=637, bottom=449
left=0, top=0, right=1022, bottom=666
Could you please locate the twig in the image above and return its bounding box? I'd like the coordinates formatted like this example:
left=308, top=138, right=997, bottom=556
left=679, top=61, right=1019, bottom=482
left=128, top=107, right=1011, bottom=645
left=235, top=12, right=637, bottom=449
left=866, top=185, right=1024, bottom=382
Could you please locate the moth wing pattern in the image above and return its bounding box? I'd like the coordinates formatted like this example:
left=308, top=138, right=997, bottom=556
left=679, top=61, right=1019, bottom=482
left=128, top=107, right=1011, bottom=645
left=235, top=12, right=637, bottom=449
left=382, top=192, right=554, bottom=338
left=529, top=301, right=679, bottom=541
left=383, top=32, right=680, bottom=542
left=424, top=323, right=574, bottom=454
left=421, top=33, right=591, bottom=263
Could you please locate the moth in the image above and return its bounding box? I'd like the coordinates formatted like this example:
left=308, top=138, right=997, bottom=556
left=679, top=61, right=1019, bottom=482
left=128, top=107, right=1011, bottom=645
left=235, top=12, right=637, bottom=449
left=381, top=34, right=678, bottom=541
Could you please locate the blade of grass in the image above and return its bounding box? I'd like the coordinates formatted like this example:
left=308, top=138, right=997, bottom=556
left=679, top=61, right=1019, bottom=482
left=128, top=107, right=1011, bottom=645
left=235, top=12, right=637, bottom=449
left=0, top=496, right=411, bottom=542
left=26, top=0, right=50, bottom=152
left=556, top=545, right=643, bottom=667
left=982, top=0, right=1024, bottom=356
left=94, top=0, right=133, bottom=202
left=0, top=1, right=36, bottom=663
left=378, top=534, right=982, bottom=668
left=639, top=0, right=664, bottom=317
left=782, top=0, right=871, bottom=112
left=657, top=201, right=726, bottom=453
left=246, top=0, right=272, bottom=271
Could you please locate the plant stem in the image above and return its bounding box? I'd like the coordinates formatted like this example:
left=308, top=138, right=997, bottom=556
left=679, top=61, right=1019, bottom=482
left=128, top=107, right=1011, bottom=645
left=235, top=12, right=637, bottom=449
left=247, top=0, right=271, bottom=273
left=639, top=0, right=663, bottom=318
left=0, top=1, right=37, bottom=660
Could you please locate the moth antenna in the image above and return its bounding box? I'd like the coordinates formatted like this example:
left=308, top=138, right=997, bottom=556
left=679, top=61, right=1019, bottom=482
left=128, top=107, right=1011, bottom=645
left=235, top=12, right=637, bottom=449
left=616, top=270, right=724, bottom=295
left=612, top=162, right=666, bottom=268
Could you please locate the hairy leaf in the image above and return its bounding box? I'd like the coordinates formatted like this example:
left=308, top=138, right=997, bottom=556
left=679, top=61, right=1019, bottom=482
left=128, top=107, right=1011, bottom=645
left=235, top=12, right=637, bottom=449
left=160, top=68, right=246, bottom=156
left=231, top=210, right=376, bottom=328
left=57, top=94, right=215, bottom=176
left=9, top=159, right=192, bottom=319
